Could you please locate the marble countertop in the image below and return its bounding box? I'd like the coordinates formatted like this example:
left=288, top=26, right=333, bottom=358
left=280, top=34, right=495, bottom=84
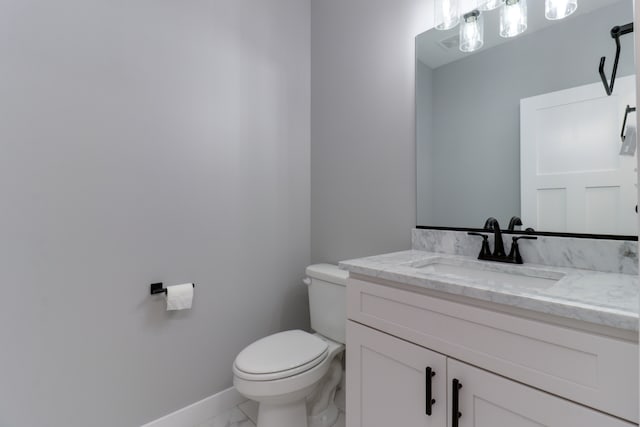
left=339, top=250, right=639, bottom=332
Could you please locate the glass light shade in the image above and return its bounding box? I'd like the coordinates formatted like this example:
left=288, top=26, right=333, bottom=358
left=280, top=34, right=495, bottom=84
left=479, top=0, right=503, bottom=11
left=500, top=0, right=527, bottom=38
left=545, top=0, right=577, bottom=20
left=459, top=10, right=484, bottom=52
left=435, top=0, right=460, bottom=30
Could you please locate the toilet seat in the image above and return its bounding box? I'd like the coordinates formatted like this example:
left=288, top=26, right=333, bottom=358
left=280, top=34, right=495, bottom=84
left=233, top=330, right=329, bottom=381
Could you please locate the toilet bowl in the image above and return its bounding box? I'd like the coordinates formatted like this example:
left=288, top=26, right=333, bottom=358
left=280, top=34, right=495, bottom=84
left=232, top=264, right=348, bottom=427
left=233, top=331, right=344, bottom=427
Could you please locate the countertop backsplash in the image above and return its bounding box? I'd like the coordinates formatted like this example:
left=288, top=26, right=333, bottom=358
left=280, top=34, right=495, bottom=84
left=412, top=229, right=638, bottom=275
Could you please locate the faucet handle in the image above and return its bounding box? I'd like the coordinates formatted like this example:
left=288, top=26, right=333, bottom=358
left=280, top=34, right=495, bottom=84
left=468, top=232, right=491, bottom=259
left=508, top=235, right=538, bottom=264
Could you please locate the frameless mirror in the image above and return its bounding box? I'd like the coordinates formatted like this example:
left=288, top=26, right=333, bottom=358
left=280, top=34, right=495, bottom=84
left=416, top=0, right=637, bottom=237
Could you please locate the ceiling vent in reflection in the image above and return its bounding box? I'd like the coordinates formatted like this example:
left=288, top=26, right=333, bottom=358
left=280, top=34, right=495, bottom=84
left=438, top=34, right=460, bottom=50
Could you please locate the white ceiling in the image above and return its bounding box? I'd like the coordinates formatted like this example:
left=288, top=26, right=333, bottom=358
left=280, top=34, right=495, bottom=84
left=416, top=0, right=630, bottom=69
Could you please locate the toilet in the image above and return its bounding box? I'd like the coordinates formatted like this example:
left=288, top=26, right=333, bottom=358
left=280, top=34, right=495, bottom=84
left=233, top=264, right=347, bottom=427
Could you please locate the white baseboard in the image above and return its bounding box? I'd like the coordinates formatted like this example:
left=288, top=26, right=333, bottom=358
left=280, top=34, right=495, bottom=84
left=141, top=386, right=246, bottom=427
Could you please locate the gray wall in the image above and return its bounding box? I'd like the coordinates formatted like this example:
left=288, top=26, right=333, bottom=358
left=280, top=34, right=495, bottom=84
left=310, top=0, right=428, bottom=263
left=418, top=0, right=634, bottom=228
left=0, top=1, right=310, bottom=426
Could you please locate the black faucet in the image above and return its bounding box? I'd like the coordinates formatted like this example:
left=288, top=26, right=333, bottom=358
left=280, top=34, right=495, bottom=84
left=484, top=217, right=506, bottom=257
left=467, top=217, right=537, bottom=264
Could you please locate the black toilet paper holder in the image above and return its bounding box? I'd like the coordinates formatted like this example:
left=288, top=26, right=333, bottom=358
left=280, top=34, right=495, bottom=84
left=150, top=282, right=195, bottom=295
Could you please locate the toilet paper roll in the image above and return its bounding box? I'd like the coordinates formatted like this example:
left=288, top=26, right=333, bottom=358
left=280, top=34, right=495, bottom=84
left=165, top=283, right=194, bottom=311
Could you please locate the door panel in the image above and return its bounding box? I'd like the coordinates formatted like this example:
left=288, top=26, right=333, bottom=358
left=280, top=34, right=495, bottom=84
left=448, top=359, right=635, bottom=427
left=520, top=75, right=637, bottom=235
left=346, top=321, right=446, bottom=427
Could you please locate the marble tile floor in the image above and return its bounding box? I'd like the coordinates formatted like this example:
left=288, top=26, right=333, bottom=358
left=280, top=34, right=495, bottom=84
left=196, top=379, right=345, bottom=427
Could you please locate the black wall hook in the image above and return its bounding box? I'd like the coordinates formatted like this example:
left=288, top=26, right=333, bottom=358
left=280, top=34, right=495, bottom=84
left=621, top=105, right=636, bottom=142
left=599, top=23, right=634, bottom=96
left=150, top=282, right=195, bottom=295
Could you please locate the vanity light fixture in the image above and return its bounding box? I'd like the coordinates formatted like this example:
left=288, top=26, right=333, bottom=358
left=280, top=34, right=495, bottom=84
left=500, top=0, right=527, bottom=38
left=442, top=0, right=574, bottom=48
left=545, top=0, right=577, bottom=20
left=435, top=0, right=460, bottom=30
left=460, top=10, right=484, bottom=52
left=479, top=0, right=503, bottom=11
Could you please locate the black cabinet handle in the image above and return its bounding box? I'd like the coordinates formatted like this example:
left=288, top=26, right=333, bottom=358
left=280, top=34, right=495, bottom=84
left=425, top=367, right=436, bottom=415
left=452, top=378, right=462, bottom=427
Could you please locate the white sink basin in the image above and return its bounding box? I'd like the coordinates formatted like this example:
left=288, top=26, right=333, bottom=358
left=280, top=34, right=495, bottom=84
left=413, top=258, right=564, bottom=289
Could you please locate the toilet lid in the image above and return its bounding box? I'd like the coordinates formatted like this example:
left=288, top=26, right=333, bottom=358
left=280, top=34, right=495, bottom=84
left=234, top=330, right=329, bottom=378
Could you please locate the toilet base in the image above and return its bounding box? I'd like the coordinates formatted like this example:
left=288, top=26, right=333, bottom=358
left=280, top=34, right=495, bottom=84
left=257, top=399, right=308, bottom=427
left=307, top=356, right=343, bottom=427
left=308, top=401, right=339, bottom=427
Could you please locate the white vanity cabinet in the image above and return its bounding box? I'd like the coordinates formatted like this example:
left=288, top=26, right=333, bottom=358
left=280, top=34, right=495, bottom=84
left=346, top=277, right=639, bottom=426
left=347, top=321, right=635, bottom=427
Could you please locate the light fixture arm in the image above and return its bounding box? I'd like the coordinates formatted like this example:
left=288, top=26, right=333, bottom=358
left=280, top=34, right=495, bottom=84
left=599, top=23, right=634, bottom=96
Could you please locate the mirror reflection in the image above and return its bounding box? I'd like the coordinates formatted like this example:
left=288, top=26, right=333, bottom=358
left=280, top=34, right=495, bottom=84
left=416, top=0, right=637, bottom=236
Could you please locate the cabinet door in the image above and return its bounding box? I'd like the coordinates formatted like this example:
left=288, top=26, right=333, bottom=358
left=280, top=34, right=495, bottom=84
left=448, top=359, right=635, bottom=427
left=346, top=321, right=447, bottom=427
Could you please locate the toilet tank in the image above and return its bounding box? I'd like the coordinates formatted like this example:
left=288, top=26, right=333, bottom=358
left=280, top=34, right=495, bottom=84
left=305, top=264, right=348, bottom=344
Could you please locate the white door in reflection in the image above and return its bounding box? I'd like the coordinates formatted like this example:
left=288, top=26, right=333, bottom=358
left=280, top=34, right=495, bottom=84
left=520, top=75, right=637, bottom=235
